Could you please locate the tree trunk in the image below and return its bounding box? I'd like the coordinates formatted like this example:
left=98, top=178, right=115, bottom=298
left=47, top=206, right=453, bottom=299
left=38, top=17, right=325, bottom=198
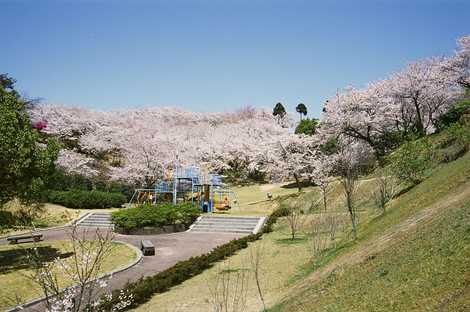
left=413, top=97, right=425, bottom=136
left=294, top=173, right=302, bottom=192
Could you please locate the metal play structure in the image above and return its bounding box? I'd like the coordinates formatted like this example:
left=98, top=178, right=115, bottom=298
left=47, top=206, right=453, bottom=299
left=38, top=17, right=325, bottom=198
left=129, top=165, right=238, bottom=213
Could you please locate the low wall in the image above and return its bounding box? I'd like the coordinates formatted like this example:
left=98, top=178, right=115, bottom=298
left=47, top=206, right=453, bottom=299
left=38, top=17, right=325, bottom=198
left=115, top=224, right=186, bottom=235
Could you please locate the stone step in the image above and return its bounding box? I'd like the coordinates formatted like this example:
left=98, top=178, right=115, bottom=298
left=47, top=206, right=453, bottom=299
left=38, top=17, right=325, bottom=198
left=202, top=216, right=260, bottom=221
left=198, top=218, right=259, bottom=223
left=85, top=217, right=111, bottom=221
left=191, top=227, right=253, bottom=234
left=82, top=216, right=111, bottom=220
left=197, top=222, right=259, bottom=226
left=194, top=223, right=258, bottom=229
left=189, top=215, right=266, bottom=234
left=191, top=226, right=256, bottom=232
left=196, top=221, right=259, bottom=226
left=79, top=222, right=113, bottom=226
left=77, top=212, right=114, bottom=228
left=79, top=220, right=113, bottom=225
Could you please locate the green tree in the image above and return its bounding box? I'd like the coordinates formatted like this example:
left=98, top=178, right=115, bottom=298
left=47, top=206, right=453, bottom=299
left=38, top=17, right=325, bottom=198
left=435, top=97, right=470, bottom=131
left=295, top=118, right=318, bottom=135
left=273, top=102, right=286, bottom=123
left=320, top=137, right=339, bottom=155
left=0, top=74, right=59, bottom=208
left=295, top=103, right=307, bottom=121
left=388, top=137, right=432, bottom=186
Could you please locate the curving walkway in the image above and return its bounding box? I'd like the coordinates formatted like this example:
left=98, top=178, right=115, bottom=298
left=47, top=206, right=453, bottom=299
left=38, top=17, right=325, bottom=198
left=0, top=226, right=243, bottom=311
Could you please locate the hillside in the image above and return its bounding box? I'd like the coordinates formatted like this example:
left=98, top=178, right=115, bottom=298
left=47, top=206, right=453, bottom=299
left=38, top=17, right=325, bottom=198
left=270, top=152, right=470, bottom=312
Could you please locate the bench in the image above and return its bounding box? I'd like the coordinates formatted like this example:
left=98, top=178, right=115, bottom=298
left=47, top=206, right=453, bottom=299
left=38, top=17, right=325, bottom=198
left=7, top=233, right=43, bottom=244
left=141, top=239, right=155, bottom=256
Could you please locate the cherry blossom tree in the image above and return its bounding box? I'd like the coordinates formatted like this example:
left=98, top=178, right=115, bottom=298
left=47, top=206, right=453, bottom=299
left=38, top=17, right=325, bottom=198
left=24, top=227, right=133, bottom=312
left=321, top=54, right=464, bottom=163
left=444, top=35, right=470, bottom=89
left=310, top=153, right=334, bottom=211
left=261, top=135, right=318, bottom=191
left=29, top=105, right=292, bottom=185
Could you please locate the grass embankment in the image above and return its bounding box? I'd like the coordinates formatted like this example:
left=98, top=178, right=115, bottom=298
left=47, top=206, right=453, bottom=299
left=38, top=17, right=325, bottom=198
left=229, top=182, right=316, bottom=216
left=0, top=240, right=138, bottom=311
left=270, top=152, right=470, bottom=312
left=0, top=202, right=120, bottom=236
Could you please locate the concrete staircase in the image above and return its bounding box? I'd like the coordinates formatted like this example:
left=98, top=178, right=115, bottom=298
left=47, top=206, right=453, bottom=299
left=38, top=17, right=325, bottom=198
left=189, top=216, right=266, bottom=234
left=76, top=212, right=114, bottom=229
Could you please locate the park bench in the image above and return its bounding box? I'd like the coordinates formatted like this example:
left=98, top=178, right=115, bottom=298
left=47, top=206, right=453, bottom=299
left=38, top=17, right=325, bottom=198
left=7, top=233, right=43, bottom=244
left=141, top=239, right=155, bottom=256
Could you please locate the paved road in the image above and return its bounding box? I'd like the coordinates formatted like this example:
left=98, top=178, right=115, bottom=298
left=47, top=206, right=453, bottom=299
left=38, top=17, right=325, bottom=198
left=1, top=226, right=243, bottom=311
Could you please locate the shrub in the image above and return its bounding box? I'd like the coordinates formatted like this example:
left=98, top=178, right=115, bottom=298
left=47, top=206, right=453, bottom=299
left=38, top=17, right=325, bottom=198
left=435, top=98, right=470, bottom=131
left=0, top=210, right=16, bottom=227
left=432, top=123, right=470, bottom=163
left=111, top=203, right=200, bottom=232
left=47, top=170, right=136, bottom=201
left=48, top=190, right=127, bottom=209
left=295, top=118, right=318, bottom=136
left=387, top=137, right=433, bottom=186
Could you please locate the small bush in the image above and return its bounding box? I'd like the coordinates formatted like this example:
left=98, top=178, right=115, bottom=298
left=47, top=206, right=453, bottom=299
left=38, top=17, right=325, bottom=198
left=48, top=190, right=127, bottom=209
left=111, top=203, right=200, bottom=231
left=0, top=210, right=16, bottom=227
left=387, top=138, right=433, bottom=186
left=435, top=98, right=470, bottom=131
left=47, top=169, right=136, bottom=201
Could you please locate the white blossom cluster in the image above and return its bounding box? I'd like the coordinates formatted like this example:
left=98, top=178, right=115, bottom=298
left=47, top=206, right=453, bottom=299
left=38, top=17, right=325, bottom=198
left=29, top=105, right=291, bottom=184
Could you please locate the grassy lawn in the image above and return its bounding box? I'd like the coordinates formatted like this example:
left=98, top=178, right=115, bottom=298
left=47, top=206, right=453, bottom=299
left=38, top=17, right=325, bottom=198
left=228, top=182, right=316, bottom=216
left=130, top=220, right=313, bottom=312
left=0, top=240, right=138, bottom=311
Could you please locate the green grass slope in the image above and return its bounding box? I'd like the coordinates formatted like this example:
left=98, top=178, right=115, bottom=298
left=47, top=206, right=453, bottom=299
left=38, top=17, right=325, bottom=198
left=270, top=152, right=470, bottom=312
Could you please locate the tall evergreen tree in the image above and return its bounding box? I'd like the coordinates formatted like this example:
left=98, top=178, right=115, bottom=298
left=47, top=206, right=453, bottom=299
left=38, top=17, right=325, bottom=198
left=295, top=103, right=307, bottom=121
left=273, top=102, right=286, bottom=124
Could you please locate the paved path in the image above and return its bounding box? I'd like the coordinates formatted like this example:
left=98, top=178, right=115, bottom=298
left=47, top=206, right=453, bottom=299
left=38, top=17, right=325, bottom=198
left=1, top=226, right=243, bottom=311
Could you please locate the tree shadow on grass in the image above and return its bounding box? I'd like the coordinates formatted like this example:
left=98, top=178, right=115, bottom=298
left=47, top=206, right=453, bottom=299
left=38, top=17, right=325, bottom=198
left=280, top=181, right=315, bottom=189
left=0, top=246, right=74, bottom=274
left=275, top=236, right=309, bottom=245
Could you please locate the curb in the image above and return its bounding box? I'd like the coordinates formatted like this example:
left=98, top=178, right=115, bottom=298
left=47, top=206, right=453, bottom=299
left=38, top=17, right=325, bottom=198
left=6, top=240, right=143, bottom=312
left=186, top=216, right=203, bottom=232
left=253, top=216, right=267, bottom=234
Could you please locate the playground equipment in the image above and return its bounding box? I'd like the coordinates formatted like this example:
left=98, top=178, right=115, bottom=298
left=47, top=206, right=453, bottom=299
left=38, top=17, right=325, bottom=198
left=129, top=164, right=238, bottom=213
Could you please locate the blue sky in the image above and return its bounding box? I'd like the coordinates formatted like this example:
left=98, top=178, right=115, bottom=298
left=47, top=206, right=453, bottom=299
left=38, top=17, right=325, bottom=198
left=1, top=0, right=469, bottom=117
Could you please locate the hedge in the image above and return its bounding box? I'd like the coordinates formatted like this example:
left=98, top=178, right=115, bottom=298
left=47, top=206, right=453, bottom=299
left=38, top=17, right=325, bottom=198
left=47, top=169, right=136, bottom=201
left=96, top=207, right=283, bottom=311
left=111, top=203, right=200, bottom=232
left=48, top=190, right=127, bottom=209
